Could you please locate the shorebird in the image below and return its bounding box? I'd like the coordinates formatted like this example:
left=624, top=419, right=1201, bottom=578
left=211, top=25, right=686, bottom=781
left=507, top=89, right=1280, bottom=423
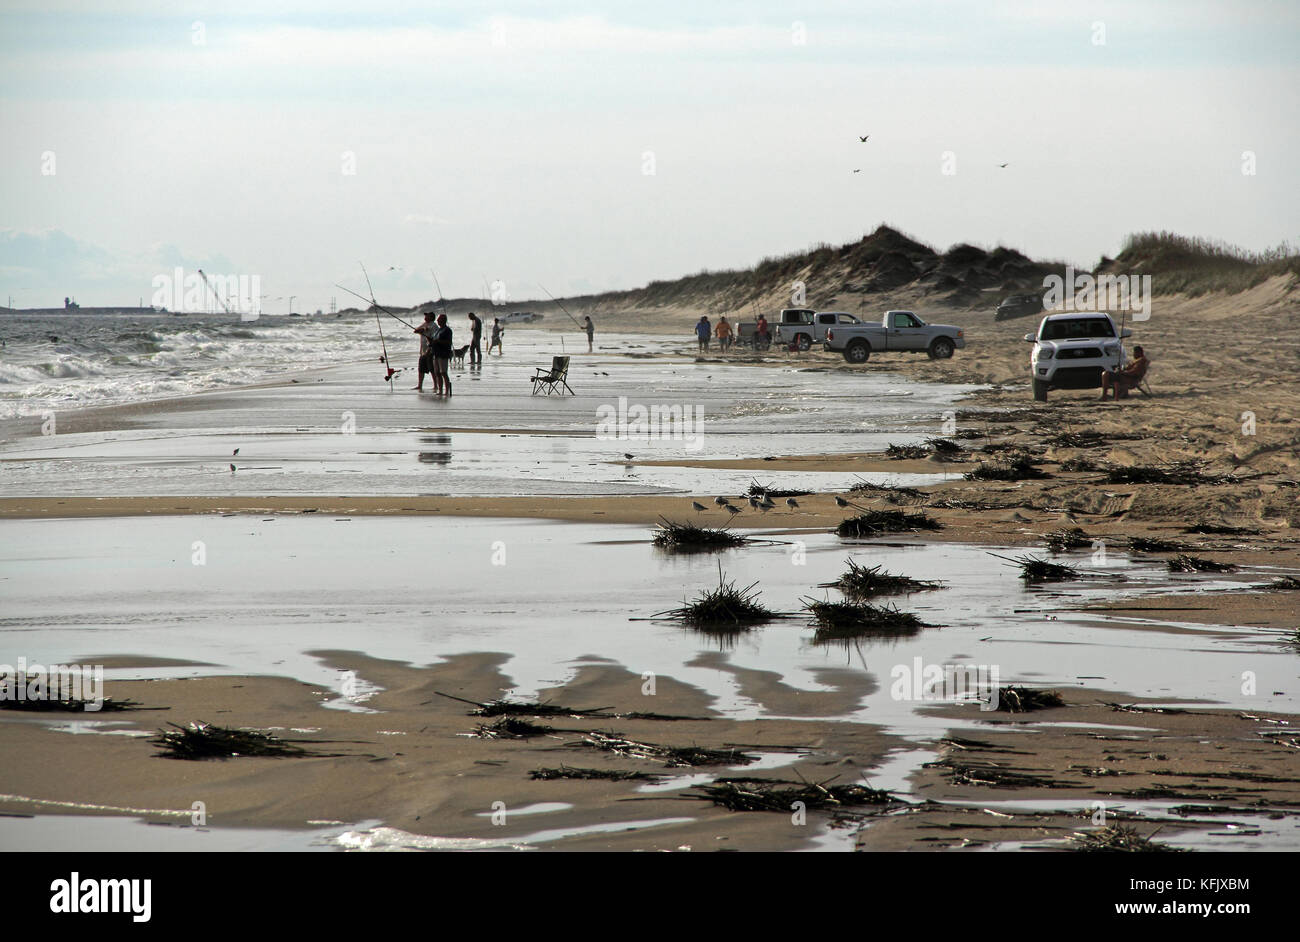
left=724, top=503, right=742, bottom=516
left=786, top=498, right=800, bottom=510
left=623, top=453, right=635, bottom=461
left=691, top=501, right=707, bottom=513
left=229, top=463, right=236, bottom=473
left=834, top=496, right=850, bottom=508
left=747, top=495, right=760, bottom=508
left=232, top=447, right=240, bottom=456
left=759, top=498, right=776, bottom=512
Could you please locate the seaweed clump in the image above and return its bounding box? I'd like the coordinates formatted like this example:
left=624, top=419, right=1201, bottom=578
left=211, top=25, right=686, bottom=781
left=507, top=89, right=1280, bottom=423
left=837, top=509, right=942, bottom=537
left=1168, top=555, right=1237, bottom=573
left=152, top=722, right=312, bottom=760
left=651, top=518, right=750, bottom=553
left=995, top=686, right=1064, bottom=713
left=1044, top=527, right=1090, bottom=552
left=964, top=453, right=1052, bottom=481
left=991, top=552, right=1080, bottom=582
left=1071, top=824, right=1185, bottom=853
left=818, top=558, right=940, bottom=598
left=802, top=598, right=932, bottom=641
left=654, top=566, right=776, bottom=630
left=529, top=766, right=660, bottom=782
left=571, top=731, right=755, bottom=768
left=690, top=777, right=895, bottom=812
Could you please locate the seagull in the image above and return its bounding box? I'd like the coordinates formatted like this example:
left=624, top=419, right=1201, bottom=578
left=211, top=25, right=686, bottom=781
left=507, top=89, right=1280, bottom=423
left=713, top=496, right=728, bottom=506
left=232, top=447, right=240, bottom=456
left=229, top=463, right=236, bottom=473
left=852, top=169, right=861, bottom=173
left=691, top=501, right=707, bottom=513
left=859, top=135, right=869, bottom=142
left=786, top=498, right=800, bottom=510
left=998, top=163, right=1009, bottom=169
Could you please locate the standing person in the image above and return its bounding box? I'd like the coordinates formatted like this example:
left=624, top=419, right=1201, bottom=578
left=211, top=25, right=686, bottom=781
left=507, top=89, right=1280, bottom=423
left=431, top=313, right=454, bottom=396
left=583, top=315, right=594, bottom=353
left=695, top=315, right=711, bottom=353
left=412, top=310, right=437, bottom=392
left=488, top=317, right=504, bottom=356
left=716, top=316, right=733, bottom=352
left=467, top=311, right=483, bottom=366
left=756, top=314, right=770, bottom=350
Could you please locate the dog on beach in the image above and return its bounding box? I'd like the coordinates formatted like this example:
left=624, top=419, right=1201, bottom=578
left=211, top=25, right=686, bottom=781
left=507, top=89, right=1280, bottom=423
left=451, top=345, right=470, bottom=367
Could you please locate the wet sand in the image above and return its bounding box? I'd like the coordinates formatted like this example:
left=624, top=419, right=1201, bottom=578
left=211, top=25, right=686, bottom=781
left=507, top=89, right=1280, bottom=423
left=3, top=298, right=1299, bottom=851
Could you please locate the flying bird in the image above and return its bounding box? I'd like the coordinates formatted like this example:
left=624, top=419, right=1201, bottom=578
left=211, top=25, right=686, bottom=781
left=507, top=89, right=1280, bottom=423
left=852, top=169, right=861, bottom=173
left=232, top=447, right=240, bottom=456
left=998, top=163, right=1009, bottom=168
left=623, top=453, right=635, bottom=461
left=229, top=463, right=236, bottom=473
left=859, top=135, right=869, bottom=142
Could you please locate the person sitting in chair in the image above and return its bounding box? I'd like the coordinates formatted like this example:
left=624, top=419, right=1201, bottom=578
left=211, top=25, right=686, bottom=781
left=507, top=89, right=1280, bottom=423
left=1101, top=345, right=1148, bottom=400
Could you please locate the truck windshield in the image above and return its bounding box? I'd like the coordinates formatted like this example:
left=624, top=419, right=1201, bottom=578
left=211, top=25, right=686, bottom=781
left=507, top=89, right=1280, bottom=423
left=1040, top=317, right=1115, bottom=340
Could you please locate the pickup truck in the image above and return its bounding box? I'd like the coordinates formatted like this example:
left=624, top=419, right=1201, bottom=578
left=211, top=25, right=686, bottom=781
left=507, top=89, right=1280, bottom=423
left=774, top=309, right=864, bottom=350
left=1024, top=312, right=1131, bottom=401
left=824, top=310, right=967, bottom=363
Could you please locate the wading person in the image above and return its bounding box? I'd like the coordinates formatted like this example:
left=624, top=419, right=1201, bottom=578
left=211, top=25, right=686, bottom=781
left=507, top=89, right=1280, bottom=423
left=467, top=311, right=482, bottom=366
left=695, top=315, right=711, bottom=353
left=583, top=315, right=594, bottom=353
left=413, top=310, right=437, bottom=392
left=1100, top=344, right=1148, bottom=400
left=431, top=313, right=454, bottom=395
left=488, top=317, right=503, bottom=356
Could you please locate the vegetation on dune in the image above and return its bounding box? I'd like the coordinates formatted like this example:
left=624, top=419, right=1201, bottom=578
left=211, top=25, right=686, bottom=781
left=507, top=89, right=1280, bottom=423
left=1109, top=231, right=1299, bottom=296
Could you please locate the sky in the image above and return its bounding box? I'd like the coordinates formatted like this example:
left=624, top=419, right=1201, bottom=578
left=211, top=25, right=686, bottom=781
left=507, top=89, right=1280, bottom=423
left=1, top=0, right=1297, bottom=311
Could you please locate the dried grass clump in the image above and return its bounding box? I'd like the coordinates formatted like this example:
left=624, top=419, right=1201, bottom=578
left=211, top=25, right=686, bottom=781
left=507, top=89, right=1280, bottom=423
left=885, top=443, right=928, bottom=460
left=965, top=453, right=1052, bottom=481
left=1105, top=461, right=1226, bottom=485
left=655, top=567, right=776, bottom=629
left=475, top=717, right=554, bottom=739
left=837, top=509, right=942, bottom=537
left=1071, top=824, right=1185, bottom=853
left=1044, top=527, right=1090, bottom=552
left=819, top=558, right=941, bottom=598
left=1184, top=523, right=1258, bottom=535
left=992, top=552, right=1079, bottom=582
left=571, top=731, right=755, bottom=768
left=152, top=722, right=313, bottom=760
left=1128, top=536, right=1184, bottom=553
left=529, top=766, right=660, bottom=782
left=651, top=518, right=750, bottom=553
left=1269, top=576, right=1300, bottom=590
left=925, top=437, right=964, bottom=455
left=745, top=480, right=810, bottom=499
left=802, top=598, right=932, bottom=640
left=995, top=686, right=1064, bottom=712
left=690, top=777, right=895, bottom=812
left=1168, top=555, right=1237, bottom=573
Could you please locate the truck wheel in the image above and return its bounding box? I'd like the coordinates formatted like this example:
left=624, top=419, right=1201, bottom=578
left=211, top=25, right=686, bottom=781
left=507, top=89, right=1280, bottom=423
left=843, top=340, right=870, bottom=363
left=1033, top=379, right=1049, bottom=402
left=928, top=337, right=955, bottom=359
left=795, top=333, right=811, bottom=352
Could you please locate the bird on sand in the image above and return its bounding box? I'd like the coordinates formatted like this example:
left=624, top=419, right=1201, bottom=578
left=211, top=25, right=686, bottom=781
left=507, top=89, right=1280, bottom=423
left=748, top=495, right=761, bottom=508
left=724, top=503, right=742, bottom=516
left=229, top=463, right=236, bottom=473
left=623, top=453, right=635, bottom=461
left=834, top=496, right=850, bottom=508
left=786, top=498, right=800, bottom=510
left=233, top=447, right=240, bottom=456
left=714, top=496, right=728, bottom=506
left=759, top=498, right=776, bottom=512
left=691, top=501, right=707, bottom=513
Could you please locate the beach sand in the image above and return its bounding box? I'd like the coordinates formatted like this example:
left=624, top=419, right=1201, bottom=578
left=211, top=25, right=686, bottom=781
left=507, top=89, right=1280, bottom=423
left=2, top=281, right=1299, bottom=851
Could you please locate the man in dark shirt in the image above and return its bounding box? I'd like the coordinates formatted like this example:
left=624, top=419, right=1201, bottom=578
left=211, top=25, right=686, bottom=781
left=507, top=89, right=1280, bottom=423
left=413, top=310, right=436, bottom=392
left=431, top=313, right=453, bottom=396
left=467, top=311, right=482, bottom=366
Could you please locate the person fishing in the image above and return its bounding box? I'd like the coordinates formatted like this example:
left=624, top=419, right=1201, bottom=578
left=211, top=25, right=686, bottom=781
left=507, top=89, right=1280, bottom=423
left=412, top=310, right=437, bottom=392
left=467, top=311, right=483, bottom=366
left=431, top=313, right=453, bottom=395
left=583, top=315, right=594, bottom=353
left=488, top=317, right=503, bottom=355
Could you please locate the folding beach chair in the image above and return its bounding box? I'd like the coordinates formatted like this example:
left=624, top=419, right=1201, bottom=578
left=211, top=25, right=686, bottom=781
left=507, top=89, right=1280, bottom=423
left=1137, top=362, right=1154, bottom=397
left=530, top=355, right=574, bottom=395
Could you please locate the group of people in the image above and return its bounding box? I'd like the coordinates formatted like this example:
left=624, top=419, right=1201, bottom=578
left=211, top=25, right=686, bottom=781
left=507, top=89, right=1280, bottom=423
left=694, top=314, right=770, bottom=353
left=412, top=310, right=509, bottom=395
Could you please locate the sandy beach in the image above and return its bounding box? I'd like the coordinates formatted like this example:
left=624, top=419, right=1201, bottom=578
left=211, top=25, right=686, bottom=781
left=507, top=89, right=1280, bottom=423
left=3, top=285, right=1299, bottom=853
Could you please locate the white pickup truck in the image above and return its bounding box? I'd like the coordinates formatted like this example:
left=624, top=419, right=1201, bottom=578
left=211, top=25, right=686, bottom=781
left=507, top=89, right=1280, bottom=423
left=824, top=310, right=967, bottom=363
left=1024, top=312, right=1131, bottom=401
left=773, top=309, right=864, bottom=350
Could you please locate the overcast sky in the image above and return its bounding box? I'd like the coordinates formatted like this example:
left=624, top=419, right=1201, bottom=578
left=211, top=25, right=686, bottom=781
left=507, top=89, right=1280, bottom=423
left=2, top=0, right=1297, bottom=310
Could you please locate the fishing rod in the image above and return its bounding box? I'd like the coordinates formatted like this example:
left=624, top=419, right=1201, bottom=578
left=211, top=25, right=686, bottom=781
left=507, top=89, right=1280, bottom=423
left=536, top=282, right=587, bottom=331
left=429, top=268, right=449, bottom=318
left=333, top=281, right=416, bottom=330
